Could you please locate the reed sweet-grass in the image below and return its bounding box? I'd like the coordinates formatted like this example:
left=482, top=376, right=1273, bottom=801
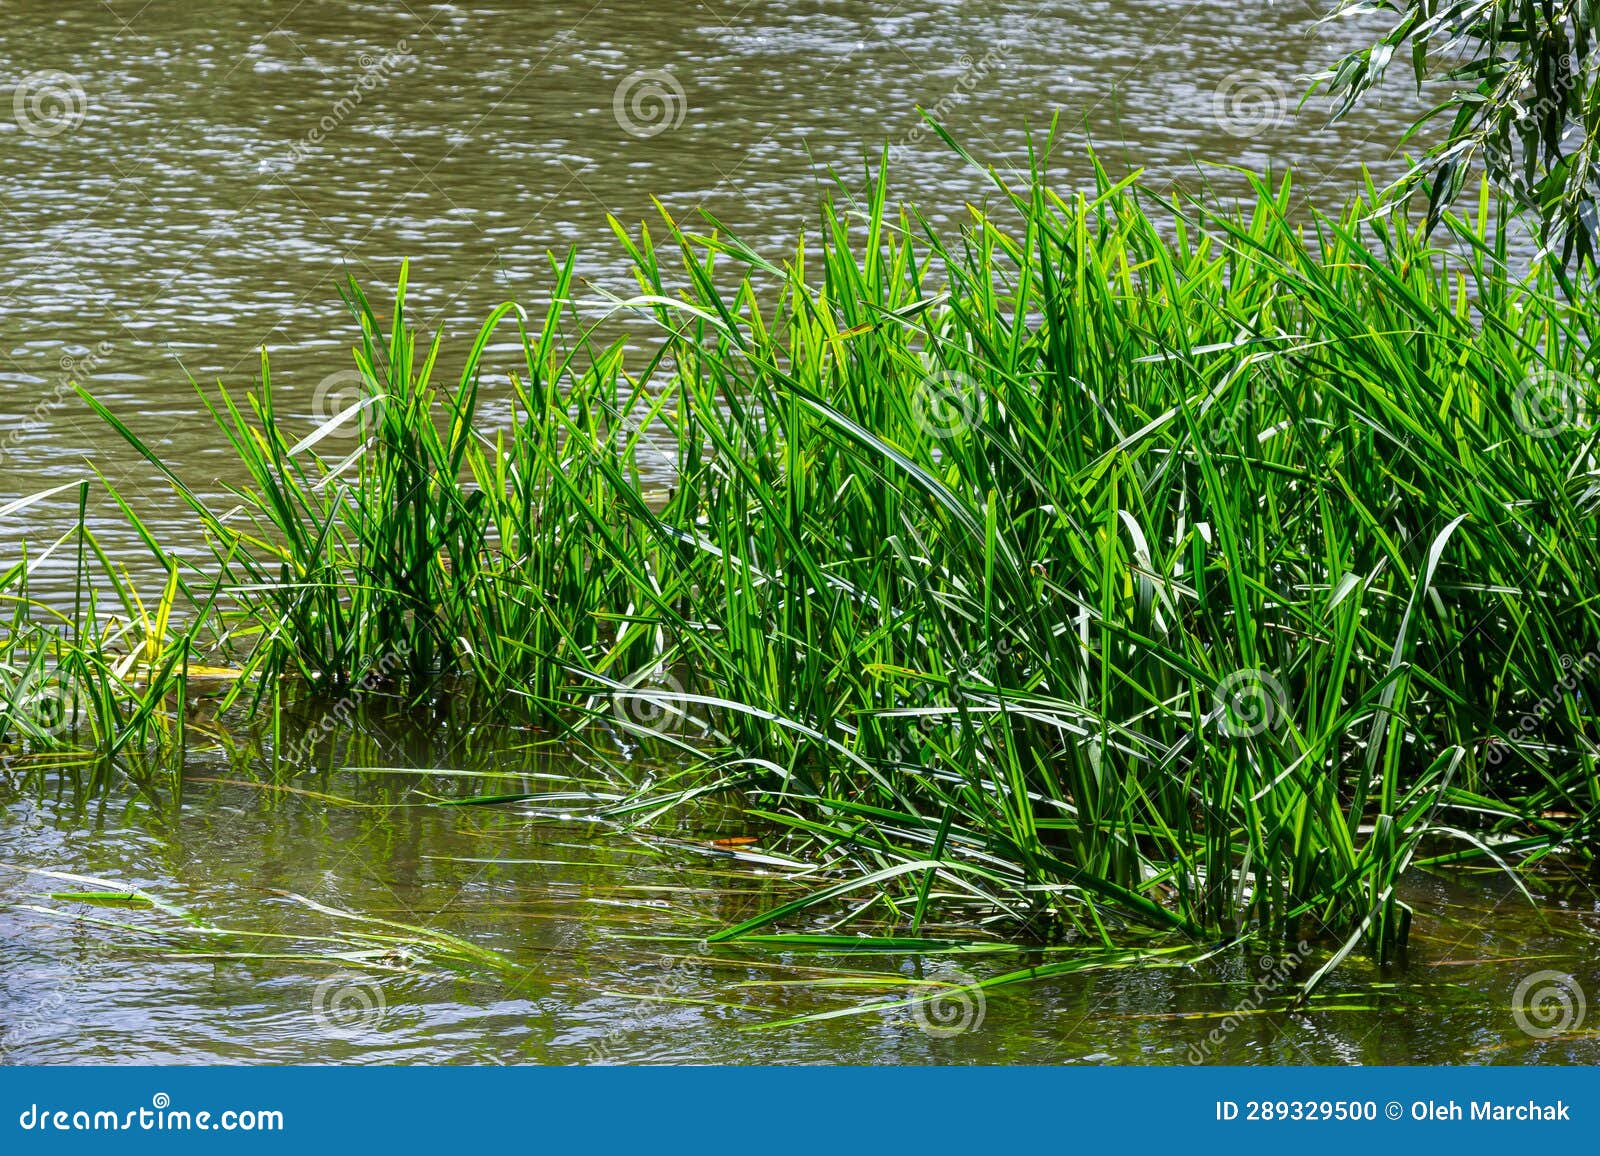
left=56, top=139, right=1600, bottom=969
left=0, top=481, right=201, bottom=763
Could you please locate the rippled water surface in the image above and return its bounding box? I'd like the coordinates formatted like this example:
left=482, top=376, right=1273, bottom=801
left=1, top=0, right=1421, bottom=567
left=4, top=730, right=1599, bottom=1066
left=4, top=2, right=1594, bottom=1067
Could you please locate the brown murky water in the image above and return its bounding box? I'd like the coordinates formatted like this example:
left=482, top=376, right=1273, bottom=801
left=4, top=715, right=1599, bottom=1066
left=1, top=0, right=1421, bottom=572
left=4, top=2, right=1594, bottom=1066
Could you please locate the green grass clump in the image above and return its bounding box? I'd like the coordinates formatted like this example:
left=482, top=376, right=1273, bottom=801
left=0, top=482, right=203, bottom=766
left=64, top=138, right=1600, bottom=967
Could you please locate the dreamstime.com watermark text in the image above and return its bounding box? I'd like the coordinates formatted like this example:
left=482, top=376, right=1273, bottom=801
left=1187, top=941, right=1312, bottom=1063
left=280, top=639, right=413, bottom=765
left=17, top=1093, right=283, bottom=1134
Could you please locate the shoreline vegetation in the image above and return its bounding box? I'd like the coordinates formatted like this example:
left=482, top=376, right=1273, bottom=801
left=4, top=142, right=1599, bottom=990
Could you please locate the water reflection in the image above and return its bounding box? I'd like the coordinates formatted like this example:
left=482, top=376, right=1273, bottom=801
left=2, top=728, right=1597, bottom=1065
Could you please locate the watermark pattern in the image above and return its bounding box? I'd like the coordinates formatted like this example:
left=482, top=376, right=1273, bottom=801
left=892, top=44, right=1011, bottom=159
left=274, top=41, right=413, bottom=171
left=310, top=974, right=387, bottom=1038
left=0, top=934, right=112, bottom=1061
left=912, top=369, right=984, bottom=439
left=281, top=640, right=412, bottom=765
left=583, top=931, right=710, bottom=1063
left=12, top=70, right=86, bottom=137
left=0, top=341, right=113, bottom=467
left=1206, top=390, right=1276, bottom=447
left=310, top=368, right=383, bottom=440
left=1186, top=941, right=1312, bottom=1063
left=1486, top=649, right=1599, bottom=766
left=1512, top=369, right=1588, bottom=438
left=613, top=69, right=687, bottom=139
left=909, top=968, right=986, bottom=1038
left=878, top=637, right=1018, bottom=767
left=1479, top=54, right=1598, bottom=184
left=1212, top=69, right=1290, bottom=138
left=1511, top=969, right=1586, bottom=1039
left=611, top=665, right=691, bottom=736
left=2, top=667, right=83, bottom=741
left=1212, top=667, right=1290, bottom=738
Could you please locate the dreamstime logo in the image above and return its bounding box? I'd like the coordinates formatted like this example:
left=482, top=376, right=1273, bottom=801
left=6, top=670, right=82, bottom=740
left=12, top=70, right=87, bottom=137
left=1497, top=54, right=1596, bottom=144
left=59, top=341, right=114, bottom=380
left=912, top=370, right=984, bottom=439
left=879, top=638, right=1018, bottom=767
left=1511, top=970, right=1586, bottom=1039
left=611, top=666, right=691, bottom=736
left=310, top=974, right=387, bottom=1038
left=613, top=69, right=687, bottom=138
left=1512, top=369, right=1587, bottom=438
left=1212, top=69, right=1289, bottom=138
left=909, top=969, right=986, bottom=1038
left=1212, top=668, right=1289, bottom=738
left=15, top=1091, right=283, bottom=1132
left=310, top=369, right=383, bottom=439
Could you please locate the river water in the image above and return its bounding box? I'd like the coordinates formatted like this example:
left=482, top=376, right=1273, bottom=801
left=3, top=2, right=1596, bottom=1065
left=1, top=0, right=1421, bottom=568
left=4, top=723, right=1598, bottom=1065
